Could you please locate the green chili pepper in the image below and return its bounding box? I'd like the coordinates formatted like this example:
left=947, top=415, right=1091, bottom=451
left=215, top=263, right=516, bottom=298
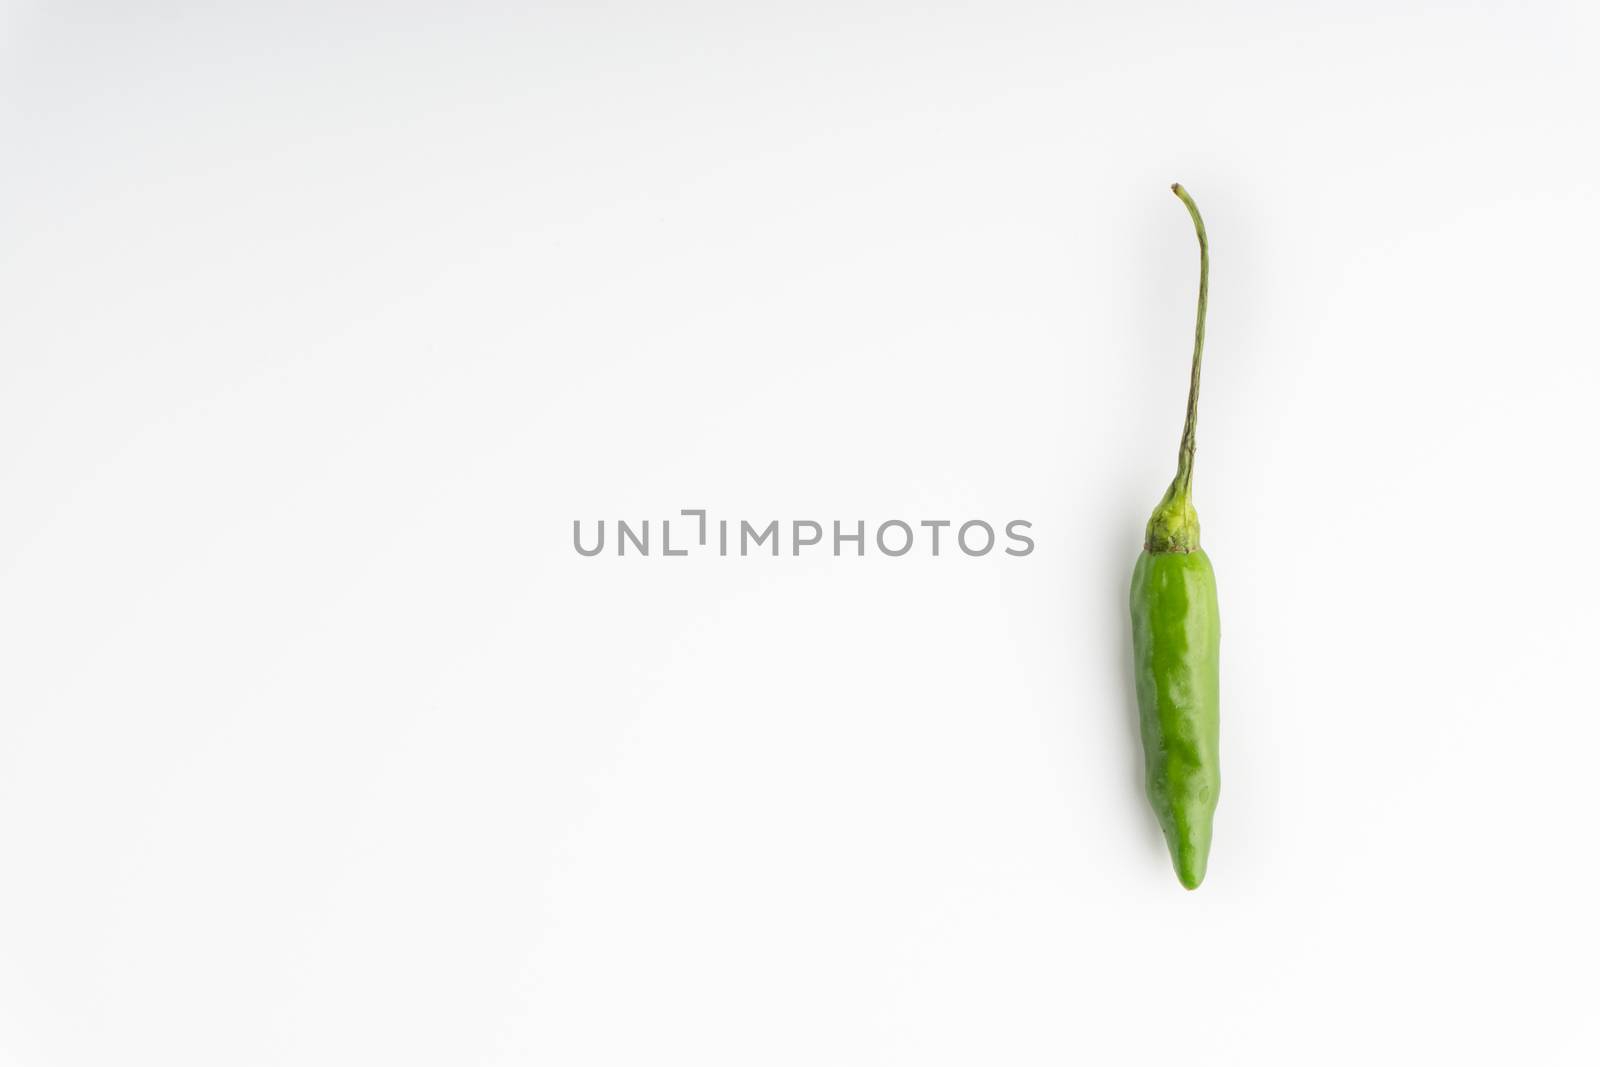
left=1131, top=183, right=1220, bottom=890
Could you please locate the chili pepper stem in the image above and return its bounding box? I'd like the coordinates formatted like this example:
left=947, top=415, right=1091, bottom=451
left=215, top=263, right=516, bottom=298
left=1145, top=183, right=1209, bottom=554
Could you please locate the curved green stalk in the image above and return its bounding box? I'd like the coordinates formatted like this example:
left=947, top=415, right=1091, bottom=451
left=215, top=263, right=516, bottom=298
left=1170, top=183, right=1208, bottom=495
left=1145, top=183, right=1210, bottom=554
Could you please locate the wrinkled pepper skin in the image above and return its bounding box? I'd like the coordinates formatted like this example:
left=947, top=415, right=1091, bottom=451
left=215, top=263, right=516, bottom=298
left=1131, top=548, right=1220, bottom=890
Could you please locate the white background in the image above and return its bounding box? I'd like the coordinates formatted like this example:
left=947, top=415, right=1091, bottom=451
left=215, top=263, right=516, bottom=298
left=2, top=2, right=1597, bottom=1064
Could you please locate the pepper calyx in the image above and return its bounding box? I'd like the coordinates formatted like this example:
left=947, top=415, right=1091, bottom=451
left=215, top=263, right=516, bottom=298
left=1144, top=481, right=1201, bottom=554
